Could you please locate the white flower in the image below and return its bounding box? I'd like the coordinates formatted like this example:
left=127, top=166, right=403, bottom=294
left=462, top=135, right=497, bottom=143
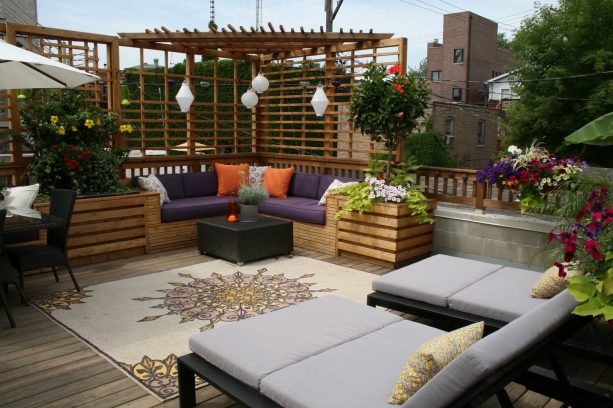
left=507, top=145, right=522, bottom=155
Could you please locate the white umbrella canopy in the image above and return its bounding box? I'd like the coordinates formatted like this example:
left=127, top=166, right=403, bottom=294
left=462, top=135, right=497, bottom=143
left=0, top=39, right=100, bottom=89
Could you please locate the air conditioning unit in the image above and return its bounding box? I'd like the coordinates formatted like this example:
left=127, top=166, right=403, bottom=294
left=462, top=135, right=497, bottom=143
left=445, top=135, right=455, bottom=146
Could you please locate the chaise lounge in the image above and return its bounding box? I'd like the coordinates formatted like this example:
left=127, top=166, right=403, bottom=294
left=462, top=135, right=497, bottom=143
left=177, top=292, right=600, bottom=408
left=366, top=254, right=613, bottom=364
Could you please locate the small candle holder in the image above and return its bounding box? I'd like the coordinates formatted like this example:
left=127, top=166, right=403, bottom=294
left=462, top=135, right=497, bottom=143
left=226, top=200, right=238, bottom=222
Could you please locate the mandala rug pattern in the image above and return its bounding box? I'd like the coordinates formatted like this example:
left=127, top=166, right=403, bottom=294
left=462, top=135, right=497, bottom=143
left=29, top=256, right=376, bottom=400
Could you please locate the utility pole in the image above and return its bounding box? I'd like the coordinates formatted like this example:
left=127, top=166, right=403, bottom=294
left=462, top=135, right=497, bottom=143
left=256, top=0, right=262, bottom=28
left=325, top=0, right=344, bottom=32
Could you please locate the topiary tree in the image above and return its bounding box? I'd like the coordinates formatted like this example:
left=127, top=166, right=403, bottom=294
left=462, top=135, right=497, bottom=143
left=350, top=63, right=430, bottom=182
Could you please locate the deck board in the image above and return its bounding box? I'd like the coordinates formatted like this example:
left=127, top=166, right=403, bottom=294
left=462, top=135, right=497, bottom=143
left=0, top=246, right=608, bottom=407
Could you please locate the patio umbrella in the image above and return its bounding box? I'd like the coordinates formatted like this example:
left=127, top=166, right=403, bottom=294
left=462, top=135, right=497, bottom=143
left=170, top=142, right=215, bottom=153
left=0, top=39, right=100, bottom=89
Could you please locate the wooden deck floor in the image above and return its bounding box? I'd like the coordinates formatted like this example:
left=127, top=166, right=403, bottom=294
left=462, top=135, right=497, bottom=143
left=0, top=247, right=611, bottom=407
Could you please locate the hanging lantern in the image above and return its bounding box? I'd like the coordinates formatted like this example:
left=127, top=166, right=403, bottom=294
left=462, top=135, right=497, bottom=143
left=251, top=72, right=269, bottom=94
left=120, top=85, right=131, bottom=106
left=176, top=80, right=195, bottom=113
left=241, top=88, right=259, bottom=109
left=310, top=84, right=329, bottom=117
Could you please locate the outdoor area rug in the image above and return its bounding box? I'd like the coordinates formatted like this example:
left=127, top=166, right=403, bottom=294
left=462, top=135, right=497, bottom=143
left=29, top=256, right=377, bottom=400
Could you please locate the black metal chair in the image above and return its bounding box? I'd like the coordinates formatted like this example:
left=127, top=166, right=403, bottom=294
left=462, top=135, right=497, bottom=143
left=6, top=189, right=80, bottom=293
left=0, top=209, right=27, bottom=328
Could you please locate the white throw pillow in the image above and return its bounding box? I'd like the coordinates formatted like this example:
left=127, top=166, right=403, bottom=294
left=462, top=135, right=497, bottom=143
left=318, top=179, right=357, bottom=205
left=249, top=166, right=269, bottom=186
left=138, top=174, right=170, bottom=205
left=3, top=183, right=40, bottom=210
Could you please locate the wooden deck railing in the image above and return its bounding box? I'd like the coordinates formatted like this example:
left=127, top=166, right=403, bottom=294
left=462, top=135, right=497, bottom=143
left=0, top=157, right=518, bottom=212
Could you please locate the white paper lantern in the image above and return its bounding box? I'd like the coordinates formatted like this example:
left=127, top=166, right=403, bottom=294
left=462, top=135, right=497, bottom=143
left=251, top=72, right=269, bottom=94
left=310, top=84, right=329, bottom=117
left=241, top=88, right=259, bottom=109
left=176, top=81, right=194, bottom=113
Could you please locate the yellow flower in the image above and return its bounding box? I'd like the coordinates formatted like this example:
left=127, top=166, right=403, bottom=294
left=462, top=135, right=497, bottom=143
left=119, top=124, right=126, bottom=132
left=126, top=124, right=133, bottom=133
left=84, top=119, right=95, bottom=129
left=72, top=126, right=78, bottom=132
left=57, top=126, right=65, bottom=135
left=50, top=115, right=59, bottom=124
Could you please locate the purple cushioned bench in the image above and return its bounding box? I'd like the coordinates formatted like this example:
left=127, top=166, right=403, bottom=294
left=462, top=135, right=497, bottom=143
left=137, top=171, right=358, bottom=225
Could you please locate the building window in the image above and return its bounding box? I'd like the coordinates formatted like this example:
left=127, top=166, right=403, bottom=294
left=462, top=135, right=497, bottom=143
left=452, top=87, right=462, bottom=101
left=445, top=117, right=454, bottom=146
left=501, top=88, right=511, bottom=100
left=453, top=48, right=463, bottom=63
left=431, top=70, right=442, bottom=81
left=477, top=120, right=485, bottom=145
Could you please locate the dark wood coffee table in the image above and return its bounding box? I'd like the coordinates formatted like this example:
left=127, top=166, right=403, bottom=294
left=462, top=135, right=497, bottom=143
left=197, top=216, right=293, bottom=265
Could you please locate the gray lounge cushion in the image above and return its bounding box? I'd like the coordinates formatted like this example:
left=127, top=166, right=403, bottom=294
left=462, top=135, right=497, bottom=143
left=448, top=267, right=546, bottom=322
left=407, top=290, right=577, bottom=407
left=372, top=254, right=502, bottom=307
left=260, top=320, right=445, bottom=408
left=188, top=295, right=402, bottom=389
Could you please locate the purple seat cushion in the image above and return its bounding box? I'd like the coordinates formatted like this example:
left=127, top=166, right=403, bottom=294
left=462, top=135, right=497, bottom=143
left=288, top=173, right=321, bottom=199
left=182, top=172, right=217, bottom=198
left=157, top=174, right=185, bottom=200
left=317, top=175, right=359, bottom=199
left=259, top=197, right=325, bottom=224
left=161, top=196, right=236, bottom=222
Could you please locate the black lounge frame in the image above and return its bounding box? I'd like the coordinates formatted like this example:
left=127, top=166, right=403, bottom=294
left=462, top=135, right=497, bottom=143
left=366, top=291, right=613, bottom=366
left=177, top=313, right=611, bottom=408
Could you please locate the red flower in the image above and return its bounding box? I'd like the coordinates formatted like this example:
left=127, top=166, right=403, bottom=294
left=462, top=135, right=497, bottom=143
left=397, top=111, right=404, bottom=118
left=585, top=238, right=602, bottom=261
left=391, top=83, right=404, bottom=93
left=388, top=65, right=401, bottom=75
left=547, top=231, right=555, bottom=244
left=553, top=261, right=566, bottom=278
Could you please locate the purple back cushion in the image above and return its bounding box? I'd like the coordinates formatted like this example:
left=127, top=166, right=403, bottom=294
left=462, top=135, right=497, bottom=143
left=317, top=175, right=359, bottom=199
left=182, top=172, right=218, bottom=198
left=288, top=173, right=321, bottom=199
left=156, top=174, right=185, bottom=200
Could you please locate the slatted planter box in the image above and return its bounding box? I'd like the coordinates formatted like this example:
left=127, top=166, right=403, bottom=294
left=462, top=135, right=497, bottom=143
left=329, top=195, right=437, bottom=268
left=35, top=192, right=154, bottom=266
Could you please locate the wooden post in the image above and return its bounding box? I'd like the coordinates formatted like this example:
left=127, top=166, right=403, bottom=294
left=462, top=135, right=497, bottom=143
left=252, top=60, right=261, bottom=155
left=396, top=38, right=408, bottom=163
left=186, top=53, right=198, bottom=171
left=323, top=47, right=335, bottom=168
left=4, top=24, right=23, bottom=177
left=233, top=60, right=239, bottom=154
left=213, top=57, right=219, bottom=154
left=475, top=181, right=485, bottom=212
left=109, top=39, right=123, bottom=148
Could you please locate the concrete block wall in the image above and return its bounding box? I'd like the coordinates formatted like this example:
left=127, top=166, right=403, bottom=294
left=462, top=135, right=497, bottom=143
left=432, top=204, right=557, bottom=270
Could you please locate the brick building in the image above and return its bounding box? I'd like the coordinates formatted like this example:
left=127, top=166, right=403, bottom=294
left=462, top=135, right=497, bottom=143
left=431, top=101, right=501, bottom=169
left=427, top=12, right=512, bottom=106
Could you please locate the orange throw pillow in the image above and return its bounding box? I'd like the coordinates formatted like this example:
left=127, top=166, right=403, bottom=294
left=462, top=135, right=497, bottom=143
left=215, top=163, right=248, bottom=196
left=263, top=167, right=295, bottom=199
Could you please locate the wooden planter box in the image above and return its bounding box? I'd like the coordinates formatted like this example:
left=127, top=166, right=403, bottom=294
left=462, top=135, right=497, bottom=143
left=329, top=195, right=437, bottom=268
left=34, top=192, right=155, bottom=266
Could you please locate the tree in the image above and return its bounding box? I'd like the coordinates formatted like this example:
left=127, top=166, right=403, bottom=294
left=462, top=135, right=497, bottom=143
left=409, top=57, right=427, bottom=79
left=497, top=33, right=511, bottom=51
left=505, top=0, right=613, bottom=165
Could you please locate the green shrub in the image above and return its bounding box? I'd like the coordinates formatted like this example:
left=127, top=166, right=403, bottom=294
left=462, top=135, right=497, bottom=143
left=403, top=132, right=456, bottom=168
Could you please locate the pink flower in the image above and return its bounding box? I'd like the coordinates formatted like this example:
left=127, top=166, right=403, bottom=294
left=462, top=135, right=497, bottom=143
left=553, top=261, right=567, bottom=278
left=585, top=238, right=602, bottom=261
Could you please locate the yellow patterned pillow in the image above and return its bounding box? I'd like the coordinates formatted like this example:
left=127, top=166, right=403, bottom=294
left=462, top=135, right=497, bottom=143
left=530, top=265, right=574, bottom=299
left=388, top=321, right=484, bottom=405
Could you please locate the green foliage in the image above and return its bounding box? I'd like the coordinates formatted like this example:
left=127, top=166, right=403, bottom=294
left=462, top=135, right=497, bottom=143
left=496, top=33, right=511, bottom=51
left=333, top=182, right=373, bottom=220
left=19, top=90, right=128, bottom=195
left=408, top=57, right=427, bottom=78
left=403, top=132, right=456, bottom=168
left=238, top=185, right=269, bottom=205
left=505, top=0, right=613, bottom=165
left=564, top=112, right=613, bottom=146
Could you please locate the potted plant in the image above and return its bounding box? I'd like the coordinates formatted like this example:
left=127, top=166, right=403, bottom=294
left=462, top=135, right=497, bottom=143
left=350, top=63, right=430, bottom=183
left=476, top=143, right=586, bottom=213
left=19, top=89, right=131, bottom=195
left=238, top=185, right=269, bottom=222
left=544, top=174, right=612, bottom=323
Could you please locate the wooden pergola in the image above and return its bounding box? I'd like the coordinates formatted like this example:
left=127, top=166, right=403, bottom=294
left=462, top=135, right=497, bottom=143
left=1, top=21, right=407, bottom=182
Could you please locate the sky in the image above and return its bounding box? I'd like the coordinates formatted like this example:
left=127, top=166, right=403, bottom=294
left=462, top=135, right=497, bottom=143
left=36, top=0, right=559, bottom=69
